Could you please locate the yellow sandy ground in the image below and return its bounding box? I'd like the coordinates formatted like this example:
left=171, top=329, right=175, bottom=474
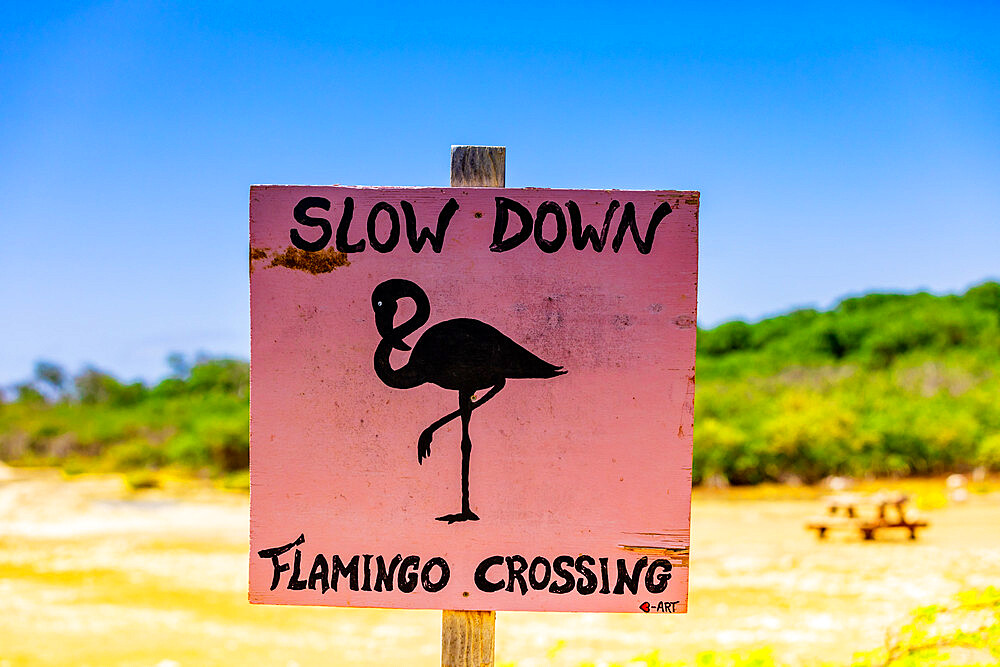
left=0, top=467, right=998, bottom=666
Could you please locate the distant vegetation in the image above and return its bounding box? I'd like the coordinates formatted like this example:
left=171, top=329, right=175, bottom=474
left=695, top=281, right=1000, bottom=484
left=1, top=281, right=998, bottom=486
left=0, top=354, right=249, bottom=485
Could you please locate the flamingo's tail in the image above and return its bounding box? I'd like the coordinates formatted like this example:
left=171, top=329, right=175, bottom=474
left=539, top=363, right=567, bottom=378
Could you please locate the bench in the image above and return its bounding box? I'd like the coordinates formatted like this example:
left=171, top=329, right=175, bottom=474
left=807, top=492, right=929, bottom=540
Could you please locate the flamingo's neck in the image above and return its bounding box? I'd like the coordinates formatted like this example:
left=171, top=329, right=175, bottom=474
left=374, top=340, right=425, bottom=389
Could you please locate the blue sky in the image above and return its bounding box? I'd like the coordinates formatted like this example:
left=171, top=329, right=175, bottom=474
left=1, top=1, right=998, bottom=386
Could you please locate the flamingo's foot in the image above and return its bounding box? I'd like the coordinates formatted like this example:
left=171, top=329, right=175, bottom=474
left=417, top=431, right=432, bottom=464
left=435, top=510, right=480, bottom=524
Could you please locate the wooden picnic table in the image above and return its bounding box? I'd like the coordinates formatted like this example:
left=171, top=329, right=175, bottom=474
left=807, top=492, right=928, bottom=540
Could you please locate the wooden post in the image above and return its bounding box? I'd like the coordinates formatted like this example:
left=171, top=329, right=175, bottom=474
left=451, top=145, right=505, bottom=188
left=440, top=145, right=503, bottom=667
left=442, top=609, right=495, bottom=667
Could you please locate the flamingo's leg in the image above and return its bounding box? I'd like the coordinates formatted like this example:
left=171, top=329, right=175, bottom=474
left=416, top=379, right=506, bottom=463
left=436, top=389, right=480, bottom=523
left=459, top=389, right=475, bottom=516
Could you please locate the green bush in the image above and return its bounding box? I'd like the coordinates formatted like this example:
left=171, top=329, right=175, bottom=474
left=0, top=356, right=249, bottom=478
left=853, top=587, right=1000, bottom=666
left=105, top=438, right=165, bottom=470
left=692, top=281, right=1000, bottom=484
left=978, top=433, right=1000, bottom=471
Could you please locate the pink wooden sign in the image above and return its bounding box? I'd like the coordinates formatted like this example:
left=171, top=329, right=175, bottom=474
left=249, top=186, right=698, bottom=613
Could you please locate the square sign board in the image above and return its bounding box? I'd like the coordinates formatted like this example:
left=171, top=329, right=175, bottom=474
left=250, top=186, right=698, bottom=613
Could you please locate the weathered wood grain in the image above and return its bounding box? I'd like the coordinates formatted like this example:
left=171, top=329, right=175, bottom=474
left=442, top=610, right=496, bottom=667
left=450, top=146, right=505, bottom=187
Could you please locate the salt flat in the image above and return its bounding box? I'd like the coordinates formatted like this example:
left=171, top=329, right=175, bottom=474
left=1, top=467, right=997, bottom=666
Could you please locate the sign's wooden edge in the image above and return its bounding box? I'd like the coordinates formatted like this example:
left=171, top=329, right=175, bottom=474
left=245, top=594, right=689, bottom=614
left=249, top=184, right=701, bottom=197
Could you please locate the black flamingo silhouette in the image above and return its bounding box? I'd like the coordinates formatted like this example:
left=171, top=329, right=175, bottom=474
left=372, top=278, right=566, bottom=523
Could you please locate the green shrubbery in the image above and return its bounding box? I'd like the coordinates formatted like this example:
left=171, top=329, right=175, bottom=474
left=696, top=281, right=1000, bottom=484
left=0, top=355, right=249, bottom=478
left=1, top=281, right=998, bottom=484
left=853, top=587, right=1000, bottom=666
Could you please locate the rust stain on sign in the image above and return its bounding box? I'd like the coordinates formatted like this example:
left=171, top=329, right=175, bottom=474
left=269, top=246, right=351, bottom=274
left=250, top=247, right=269, bottom=274
left=674, top=315, right=695, bottom=329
